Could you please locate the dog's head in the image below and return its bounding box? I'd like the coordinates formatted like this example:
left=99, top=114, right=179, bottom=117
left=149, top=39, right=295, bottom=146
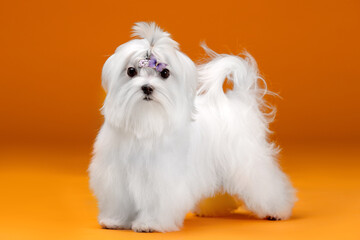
left=101, top=22, right=197, bottom=138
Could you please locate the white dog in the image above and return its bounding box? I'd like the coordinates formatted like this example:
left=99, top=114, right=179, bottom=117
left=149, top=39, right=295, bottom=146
left=89, top=22, right=296, bottom=232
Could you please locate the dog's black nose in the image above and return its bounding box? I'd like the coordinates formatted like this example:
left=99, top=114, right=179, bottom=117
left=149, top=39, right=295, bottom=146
left=141, top=84, right=153, bottom=95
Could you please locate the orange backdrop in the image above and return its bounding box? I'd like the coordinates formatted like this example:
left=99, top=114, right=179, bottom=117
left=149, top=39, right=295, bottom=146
left=1, top=0, right=359, bottom=148
left=1, top=1, right=360, bottom=239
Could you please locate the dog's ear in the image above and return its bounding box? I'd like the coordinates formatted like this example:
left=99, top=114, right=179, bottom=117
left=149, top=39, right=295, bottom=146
left=101, top=40, right=141, bottom=92
left=101, top=53, right=118, bottom=92
left=132, top=22, right=179, bottom=50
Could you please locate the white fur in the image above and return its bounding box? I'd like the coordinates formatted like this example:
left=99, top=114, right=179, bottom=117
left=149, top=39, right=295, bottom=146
left=89, top=22, right=296, bottom=232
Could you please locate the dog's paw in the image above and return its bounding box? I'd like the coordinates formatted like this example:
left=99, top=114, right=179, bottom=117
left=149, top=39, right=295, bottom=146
left=99, top=218, right=131, bottom=230
left=266, top=216, right=282, bottom=221
left=131, top=222, right=156, bottom=233
left=132, top=221, right=180, bottom=233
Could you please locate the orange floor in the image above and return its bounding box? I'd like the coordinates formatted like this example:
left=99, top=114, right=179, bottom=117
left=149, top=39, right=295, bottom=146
left=1, top=143, right=359, bottom=240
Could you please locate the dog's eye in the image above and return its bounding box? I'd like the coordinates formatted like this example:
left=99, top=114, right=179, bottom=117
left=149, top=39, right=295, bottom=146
left=127, top=67, right=137, bottom=77
left=160, top=68, right=170, bottom=79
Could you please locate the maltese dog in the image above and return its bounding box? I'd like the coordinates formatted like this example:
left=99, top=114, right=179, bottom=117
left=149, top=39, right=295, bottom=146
left=89, top=22, right=296, bottom=232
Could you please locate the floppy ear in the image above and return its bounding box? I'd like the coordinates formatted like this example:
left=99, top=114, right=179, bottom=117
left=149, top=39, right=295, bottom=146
left=178, top=51, right=197, bottom=109
left=101, top=54, right=114, bottom=92
left=101, top=52, right=123, bottom=92
left=101, top=43, right=132, bottom=92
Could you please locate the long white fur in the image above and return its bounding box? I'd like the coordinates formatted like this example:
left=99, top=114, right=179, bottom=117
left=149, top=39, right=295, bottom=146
left=89, top=22, right=296, bottom=232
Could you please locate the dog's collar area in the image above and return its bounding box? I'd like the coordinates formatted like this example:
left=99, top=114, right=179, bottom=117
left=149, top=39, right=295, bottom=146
left=138, top=55, right=168, bottom=72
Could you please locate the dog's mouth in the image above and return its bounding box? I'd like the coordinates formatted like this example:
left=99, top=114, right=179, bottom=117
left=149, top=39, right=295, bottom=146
left=143, top=96, right=153, bottom=101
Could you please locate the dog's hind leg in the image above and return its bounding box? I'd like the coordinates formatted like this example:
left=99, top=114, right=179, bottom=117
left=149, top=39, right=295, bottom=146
left=229, top=153, right=296, bottom=220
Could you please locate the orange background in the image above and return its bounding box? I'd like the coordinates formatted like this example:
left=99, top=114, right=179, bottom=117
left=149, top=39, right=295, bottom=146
left=1, top=0, right=359, bottom=239
left=1, top=0, right=360, bottom=147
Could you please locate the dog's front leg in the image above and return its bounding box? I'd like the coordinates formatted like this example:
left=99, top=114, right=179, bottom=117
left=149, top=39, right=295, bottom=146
left=97, top=185, right=135, bottom=230
left=131, top=179, right=190, bottom=233
left=89, top=158, right=136, bottom=230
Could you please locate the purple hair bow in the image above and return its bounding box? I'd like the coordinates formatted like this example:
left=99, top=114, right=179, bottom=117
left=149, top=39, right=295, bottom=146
left=138, top=55, right=168, bottom=72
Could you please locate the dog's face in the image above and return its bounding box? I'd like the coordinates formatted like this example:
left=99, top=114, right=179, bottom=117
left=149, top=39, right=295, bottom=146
left=101, top=23, right=197, bottom=138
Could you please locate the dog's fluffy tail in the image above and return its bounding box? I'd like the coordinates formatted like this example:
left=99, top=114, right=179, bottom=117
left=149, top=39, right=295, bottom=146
left=197, top=43, right=276, bottom=122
